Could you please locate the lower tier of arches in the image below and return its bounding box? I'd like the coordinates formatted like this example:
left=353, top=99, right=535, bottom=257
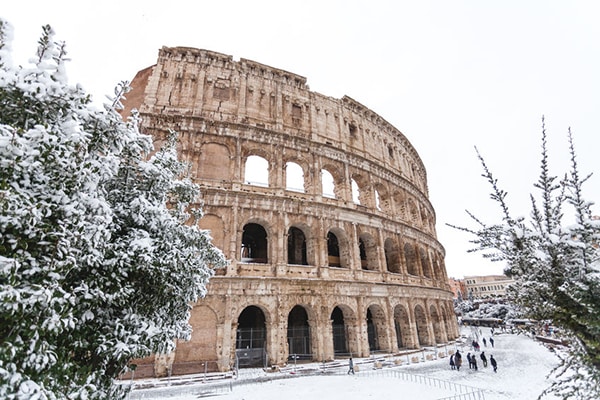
left=128, top=277, right=459, bottom=378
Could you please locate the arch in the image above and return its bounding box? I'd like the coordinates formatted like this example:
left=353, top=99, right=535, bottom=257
left=331, top=306, right=348, bottom=355
left=373, top=183, right=391, bottom=213
left=393, top=304, right=414, bottom=349
left=174, top=305, right=217, bottom=366
left=358, top=232, right=378, bottom=271
left=429, top=304, right=444, bottom=344
left=393, top=190, right=407, bottom=220
left=287, top=305, right=311, bottom=359
left=431, top=255, right=441, bottom=281
left=384, top=238, right=401, bottom=273
left=351, top=178, right=360, bottom=204
left=241, top=223, right=268, bottom=263
left=366, top=304, right=387, bottom=353
left=197, top=142, right=231, bottom=181
left=420, top=248, right=432, bottom=278
left=321, top=169, right=335, bottom=198
left=327, top=228, right=350, bottom=268
left=351, top=173, right=371, bottom=207
left=287, top=226, right=308, bottom=265
left=404, top=243, right=419, bottom=276
left=236, top=306, right=267, bottom=367
left=408, top=198, right=420, bottom=223
left=438, top=303, right=451, bottom=342
left=244, top=155, right=269, bottom=187
left=285, top=161, right=304, bottom=193
left=414, top=304, right=431, bottom=346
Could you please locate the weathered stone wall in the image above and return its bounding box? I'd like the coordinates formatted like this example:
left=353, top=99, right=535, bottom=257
left=123, top=47, right=459, bottom=377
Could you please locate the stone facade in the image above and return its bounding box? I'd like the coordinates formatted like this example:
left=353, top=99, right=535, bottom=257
left=122, top=47, right=459, bottom=377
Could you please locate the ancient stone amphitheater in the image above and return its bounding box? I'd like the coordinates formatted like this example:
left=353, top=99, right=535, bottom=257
left=122, top=47, right=459, bottom=378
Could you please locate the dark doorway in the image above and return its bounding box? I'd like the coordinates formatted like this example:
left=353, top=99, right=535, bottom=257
left=241, top=223, right=268, bottom=263
left=236, top=306, right=267, bottom=367
left=367, top=308, right=379, bottom=351
left=287, top=227, right=308, bottom=265
left=327, top=231, right=341, bottom=267
left=331, top=307, right=348, bottom=355
left=287, top=306, right=311, bottom=360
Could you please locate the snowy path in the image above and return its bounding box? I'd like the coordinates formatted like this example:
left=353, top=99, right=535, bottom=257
left=130, top=327, right=562, bottom=400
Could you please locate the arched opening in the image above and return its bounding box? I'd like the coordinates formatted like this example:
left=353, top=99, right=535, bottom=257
left=367, top=305, right=387, bottom=353
left=321, top=169, right=335, bottom=199
left=244, top=155, right=269, bottom=187
left=285, top=161, right=304, bottom=193
left=393, top=304, right=414, bottom=349
left=374, top=183, right=391, bottom=213
left=287, top=227, right=308, bottom=265
left=414, top=305, right=430, bottom=347
left=351, top=178, right=360, bottom=204
left=287, top=305, right=311, bottom=360
left=327, top=231, right=341, bottom=267
left=420, top=248, right=432, bottom=278
left=404, top=243, right=419, bottom=276
left=367, top=308, right=378, bottom=351
left=408, top=198, right=420, bottom=223
left=241, top=223, right=268, bottom=263
left=331, top=307, right=348, bottom=355
left=359, top=233, right=378, bottom=271
left=359, top=238, right=367, bottom=269
left=236, top=306, right=267, bottom=367
left=429, top=305, right=444, bottom=344
left=384, top=238, right=401, bottom=273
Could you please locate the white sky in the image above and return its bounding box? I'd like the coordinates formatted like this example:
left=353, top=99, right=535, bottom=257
left=3, top=1, right=599, bottom=278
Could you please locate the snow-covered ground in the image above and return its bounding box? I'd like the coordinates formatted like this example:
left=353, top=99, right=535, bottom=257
left=129, top=327, right=562, bottom=399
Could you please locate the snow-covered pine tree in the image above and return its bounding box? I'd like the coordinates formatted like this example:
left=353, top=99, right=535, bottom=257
left=449, top=118, right=600, bottom=399
left=0, top=21, right=226, bottom=399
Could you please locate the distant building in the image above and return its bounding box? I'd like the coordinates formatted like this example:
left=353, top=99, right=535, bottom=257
left=447, top=277, right=467, bottom=300
left=464, top=275, right=515, bottom=299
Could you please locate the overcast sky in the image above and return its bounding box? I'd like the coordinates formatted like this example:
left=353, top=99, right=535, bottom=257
left=3, top=1, right=599, bottom=278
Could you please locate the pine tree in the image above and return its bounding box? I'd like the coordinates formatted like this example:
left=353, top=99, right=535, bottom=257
left=0, top=21, right=226, bottom=399
left=449, top=118, right=600, bottom=399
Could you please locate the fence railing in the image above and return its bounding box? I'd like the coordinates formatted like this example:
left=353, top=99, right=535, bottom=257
left=128, top=359, right=486, bottom=400
left=354, top=369, right=485, bottom=400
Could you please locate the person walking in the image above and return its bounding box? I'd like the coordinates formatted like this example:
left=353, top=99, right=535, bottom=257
left=450, top=354, right=455, bottom=370
left=454, top=350, right=462, bottom=371
left=348, top=357, right=355, bottom=375
left=490, top=355, right=497, bottom=373
left=466, top=352, right=472, bottom=369
left=480, top=351, right=488, bottom=367
left=490, top=337, right=495, bottom=348
left=472, top=356, right=478, bottom=371
left=483, top=337, right=487, bottom=347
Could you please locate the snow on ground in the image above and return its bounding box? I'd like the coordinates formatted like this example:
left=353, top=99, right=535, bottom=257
left=130, top=327, right=562, bottom=400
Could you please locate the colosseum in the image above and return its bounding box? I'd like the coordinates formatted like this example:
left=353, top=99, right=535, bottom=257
left=122, top=47, right=460, bottom=377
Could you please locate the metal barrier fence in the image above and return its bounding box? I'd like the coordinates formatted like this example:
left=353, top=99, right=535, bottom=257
left=355, top=369, right=485, bottom=400
left=129, top=363, right=485, bottom=400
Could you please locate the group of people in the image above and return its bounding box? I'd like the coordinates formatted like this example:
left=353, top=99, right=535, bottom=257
left=450, top=350, right=497, bottom=372
left=449, top=335, right=498, bottom=373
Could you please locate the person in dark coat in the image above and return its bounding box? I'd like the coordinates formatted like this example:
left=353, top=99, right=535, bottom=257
left=490, top=337, right=495, bottom=347
left=490, top=355, right=497, bottom=372
left=454, top=350, right=462, bottom=371
left=450, top=354, right=455, bottom=370
left=480, top=351, right=488, bottom=367
left=348, top=357, right=355, bottom=374
left=466, top=352, right=472, bottom=369
left=483, top=337, right=487, bottom=347
left=471, top=356, right=478, bottom=371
